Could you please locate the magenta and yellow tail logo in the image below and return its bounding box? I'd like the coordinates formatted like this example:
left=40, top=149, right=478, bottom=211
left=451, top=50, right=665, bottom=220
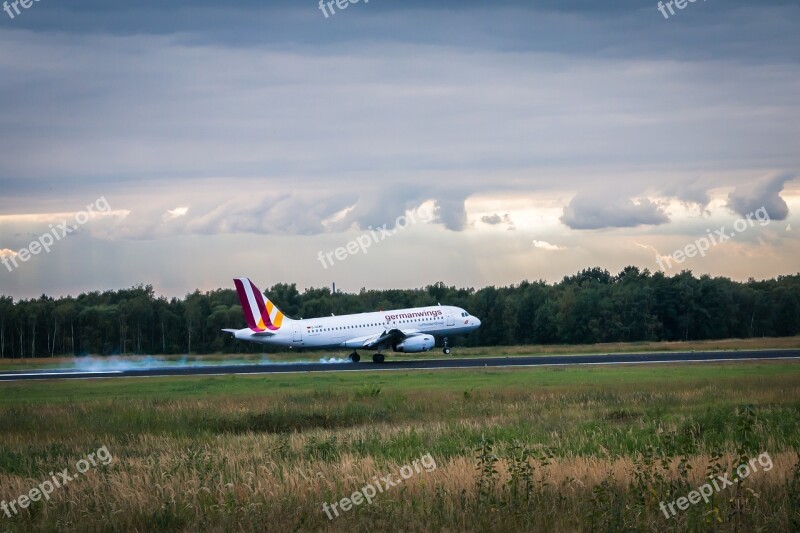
left=233, top=278, right=285, bottom=332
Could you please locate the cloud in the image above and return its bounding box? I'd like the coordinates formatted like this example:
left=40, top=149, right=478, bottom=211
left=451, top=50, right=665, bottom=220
left=44, top=186, right=460, bottom=240
left=481, top=213, right=513, bottom=225
left=662, top=179, right=711, bottom=208
left=727, top=173, right=794, bottom=221
left=97, top=192, right=355, bottom=240
left=331, top=188, right=429, bottom=231
left=532, top=240, right=564, bottom=251
left=561, top=193, right=669, bottom=230
left=164, top=207, right=188, bottom=220
left=434, top=196, right=468, bottom=231
left=186, top=193, right=354, bottom=236
left=480, top=212, right=515, bottom=231
left=2, top=24, right=799, bottom=209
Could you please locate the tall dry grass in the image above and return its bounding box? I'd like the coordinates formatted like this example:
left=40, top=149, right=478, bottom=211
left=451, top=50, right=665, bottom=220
left=0, top=434, right=797, bottom=532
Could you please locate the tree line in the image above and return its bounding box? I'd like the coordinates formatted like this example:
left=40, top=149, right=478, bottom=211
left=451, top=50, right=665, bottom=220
left=1, top=266, right=799, bottom=358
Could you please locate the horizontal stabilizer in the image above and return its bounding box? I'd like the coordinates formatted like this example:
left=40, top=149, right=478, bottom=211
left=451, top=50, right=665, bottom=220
left=221, top=328, right=276, bottom=338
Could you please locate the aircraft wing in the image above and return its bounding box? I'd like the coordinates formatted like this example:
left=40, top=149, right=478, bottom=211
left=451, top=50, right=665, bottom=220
left=360, top=329, right=422, bottom=349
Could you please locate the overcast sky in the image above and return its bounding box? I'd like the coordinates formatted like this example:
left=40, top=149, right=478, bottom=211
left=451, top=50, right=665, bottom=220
left=1, top=0, right=798, bottom=299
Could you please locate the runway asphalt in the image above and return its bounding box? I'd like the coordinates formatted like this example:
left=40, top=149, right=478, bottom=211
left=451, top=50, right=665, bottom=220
left=0, top=349, right=798, bottom=382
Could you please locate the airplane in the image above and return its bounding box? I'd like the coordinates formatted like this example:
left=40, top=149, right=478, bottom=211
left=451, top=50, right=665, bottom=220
left=222, top=277, right=481, bottom=363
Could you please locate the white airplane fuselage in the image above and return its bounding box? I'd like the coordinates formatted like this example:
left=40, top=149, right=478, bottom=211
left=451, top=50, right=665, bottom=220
left=231, top=305, right=481, bottom=351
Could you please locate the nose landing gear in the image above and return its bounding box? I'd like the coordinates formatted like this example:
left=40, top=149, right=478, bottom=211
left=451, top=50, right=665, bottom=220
left=443, top=337, right=451, bottom=355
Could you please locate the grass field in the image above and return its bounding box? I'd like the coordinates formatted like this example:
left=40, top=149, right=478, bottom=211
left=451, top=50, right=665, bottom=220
left=1, top=358, right=799, bottom=531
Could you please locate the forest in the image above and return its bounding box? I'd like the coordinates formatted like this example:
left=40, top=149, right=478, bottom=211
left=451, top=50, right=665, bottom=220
left=1, top=266, right=799, bottom=358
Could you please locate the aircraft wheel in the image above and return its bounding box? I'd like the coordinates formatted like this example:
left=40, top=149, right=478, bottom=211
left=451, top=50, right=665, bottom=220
left=443, top=347, right=451, bottom=355
left=350, top=352, right=361, bottom=363
left=373, top=353, right=385, bottom=364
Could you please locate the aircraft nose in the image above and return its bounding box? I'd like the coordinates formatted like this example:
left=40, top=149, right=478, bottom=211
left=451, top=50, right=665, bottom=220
left=473, top=317, right=481, bottom=327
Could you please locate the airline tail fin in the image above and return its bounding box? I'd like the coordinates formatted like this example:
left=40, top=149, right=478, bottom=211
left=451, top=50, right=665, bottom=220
left=233, top=278, right=287, bottom=332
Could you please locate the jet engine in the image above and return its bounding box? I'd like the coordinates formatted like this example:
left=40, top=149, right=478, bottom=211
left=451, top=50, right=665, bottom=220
left=393, top=334, right=435, bottom=353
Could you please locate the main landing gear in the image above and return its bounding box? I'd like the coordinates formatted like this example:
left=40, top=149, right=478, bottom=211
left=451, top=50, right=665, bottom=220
left=350, top=351, right=385, bottom=363
left=443, top=337, right=451, bottom=355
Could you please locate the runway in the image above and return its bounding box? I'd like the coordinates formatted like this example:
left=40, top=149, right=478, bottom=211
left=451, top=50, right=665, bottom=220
left=0, top=349, right=798, bottom=382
